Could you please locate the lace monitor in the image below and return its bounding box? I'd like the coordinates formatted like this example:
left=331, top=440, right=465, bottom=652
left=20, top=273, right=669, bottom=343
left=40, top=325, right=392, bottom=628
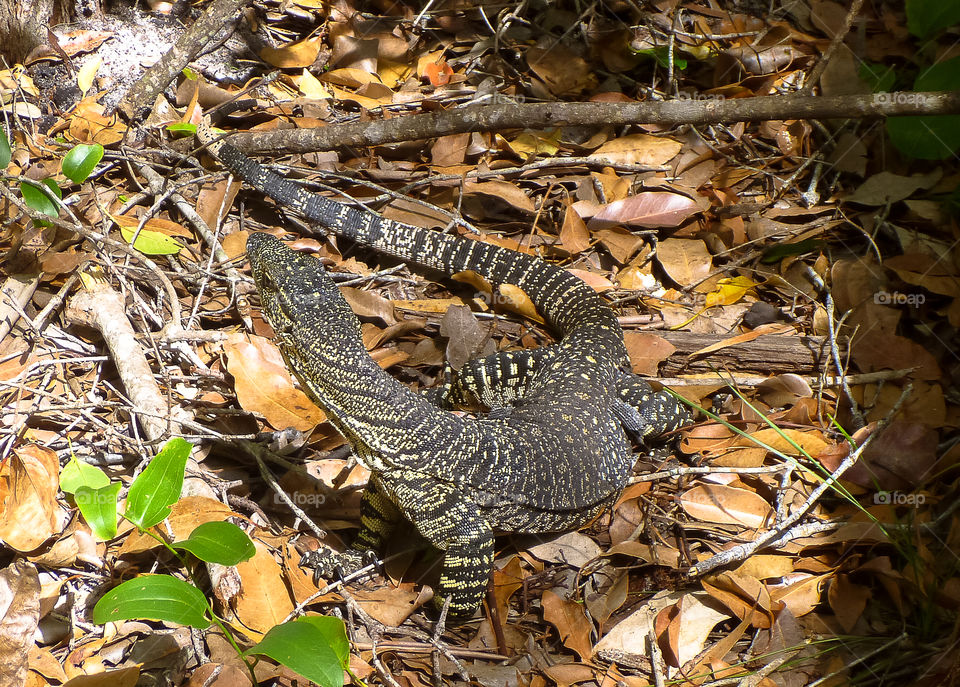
left=196, top=121, right=689, bottom=617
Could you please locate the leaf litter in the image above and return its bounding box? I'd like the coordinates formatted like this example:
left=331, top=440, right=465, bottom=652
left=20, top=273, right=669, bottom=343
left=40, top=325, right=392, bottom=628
left=1, top=0, right=959, bottom=686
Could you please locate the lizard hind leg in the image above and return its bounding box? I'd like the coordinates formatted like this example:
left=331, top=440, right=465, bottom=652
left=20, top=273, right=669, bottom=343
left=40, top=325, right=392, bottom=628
left=385, top=471, right=495, bottom=617
left=300, top=478, right=400, bottom=582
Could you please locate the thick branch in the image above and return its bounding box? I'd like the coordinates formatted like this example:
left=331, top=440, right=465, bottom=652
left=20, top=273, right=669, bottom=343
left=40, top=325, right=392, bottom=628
left=225, top=91, right=960, bottom=155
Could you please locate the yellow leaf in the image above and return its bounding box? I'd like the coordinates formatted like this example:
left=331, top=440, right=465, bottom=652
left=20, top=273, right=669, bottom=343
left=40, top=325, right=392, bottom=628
left=704, top=276, right=759, bottom=307
left=76, top=56, right=101, bottom=94
left=296, top=68, right=331, bottom=99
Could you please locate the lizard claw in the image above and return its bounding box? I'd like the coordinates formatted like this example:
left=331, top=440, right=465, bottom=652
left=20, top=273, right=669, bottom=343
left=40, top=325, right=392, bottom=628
left=300, top=548, right=378, bottom=585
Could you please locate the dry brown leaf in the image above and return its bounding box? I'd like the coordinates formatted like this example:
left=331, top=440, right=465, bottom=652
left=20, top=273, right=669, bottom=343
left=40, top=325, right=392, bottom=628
left=492, top=556, right=526, bottom=624
left=526, top=43, right=596, bottom=96
left=393, top=297, right=474, bottom=314
left=580, top=192, right=700, bottom=230
left=827, top=573, right=871, bottom=632
left=843, top=420, right=938, bottom=491
left=850, top=327, right=941, bottom=380
left=768, top=573, right=824, bottom=618
left=679, top=484, right=774, bottom=529
left=585, top=568, right=628, bottom=626
left=260, top=36, right=324, bottom=68
left=606, top=541, right=682, bottom=568
left=0, top=560, right=40, bottom=686
left=565, top=269, right=615, bottom=293
left=542, top=663, right=596, bottom=687
left=884, top=253, right=960, bottom=298
left=657, top=593, right=729, bottom=668
left=499, top=283, right=544, bottom=323
left=738, top=427, right=829, bottom=457
left=353, top=585, right=421, bottom=626
left=430, top=133, right=469, bottom=166
left=592, top=590, right=681, bottom=658
left=589, top=133, right=682, bottom=166
left=655, top=238, right=713, bottom=287
left=542, top=590, right=594, bottom=660
left=234, top=541, right=295, bottom=636
left=340, top=286, right=397, bottom=326
left=224, top=334, right=327, bottom=432
left=623, top=332, right=676, bottom=376
left=755, top=373, right=813, bottom=407
left=461, top=181, right=536, bottom=218
left=196, top=179, right=240, bottom=235
left=68, top=98, right=126, bottom=144
left=527, top=531, right=601, bottom=569
left=860, top=380, right=946, bottom=427
left=440, top=305, right=496, bottom=371
left=594, top=226, right=645, bottom=264
left=110, top=213, right=192, bottom=239
left=690, top=323, right=795, bottom=357
left=701, top=571, right=775, bottom=628
left=0, top=445, right=64, bottom=551
left=733, top=555, right=796, bottom=580
left=560, top=204, right=591, bottom=254
left=844, top=169, right=941, bottom=206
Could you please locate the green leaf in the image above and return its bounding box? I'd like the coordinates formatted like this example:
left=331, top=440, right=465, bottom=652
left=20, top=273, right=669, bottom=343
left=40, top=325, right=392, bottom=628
left=760, top=238, right=824, bottom=264
left=0, top=128, right=11, bottom=169
left=887, top=56, right=960, bottom=160
left=174, top=521, right=256, bottom=565
left=62, top=143, right=104, bottom=184
left=182, top=67, right=198, bottom=80
left=858, top=62, right=896, bottom=93
left=19, top=180, right=60, bottom=219
left=166, top=122, right=197, bottom=135
left=60, top=458, right=111, bottom=493
left=118, top=223, right=183, bottom=255
left=632, top=45, right=687, bottom=70
left=75, top=483, right=121, bottom=540
left=93, top=575, right=211, bottom=627
left=906, top=0, right=960, bottom=37
left=247, top=617, right=349, bottom=687
left=124, top=437, right=192, bottom=529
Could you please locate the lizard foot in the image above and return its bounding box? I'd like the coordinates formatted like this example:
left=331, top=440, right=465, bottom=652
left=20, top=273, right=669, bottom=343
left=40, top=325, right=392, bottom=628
left=300, top=548, right=378, bottom=585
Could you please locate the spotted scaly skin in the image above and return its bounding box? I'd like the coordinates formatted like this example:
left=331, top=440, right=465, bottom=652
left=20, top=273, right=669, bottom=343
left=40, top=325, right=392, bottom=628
left=197, top=121, right=687, bottom=616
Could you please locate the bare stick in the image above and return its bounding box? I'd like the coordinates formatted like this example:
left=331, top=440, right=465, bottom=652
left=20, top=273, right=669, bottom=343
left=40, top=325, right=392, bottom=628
left=64, top=275, right=187, bottom=444
left=222, top=91, right=960, bottom=155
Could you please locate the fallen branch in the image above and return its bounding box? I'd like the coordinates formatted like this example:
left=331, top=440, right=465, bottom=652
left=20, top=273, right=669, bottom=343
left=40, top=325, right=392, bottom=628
left=64, top=275, right=190, bottom=444
left=222, top=91, right=960, bottom=155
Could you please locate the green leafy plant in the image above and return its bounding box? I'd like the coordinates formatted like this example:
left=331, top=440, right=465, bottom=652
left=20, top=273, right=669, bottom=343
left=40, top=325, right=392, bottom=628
left=63, top=438, right=356, bottom=687
left=61, top=143, right=104, bottom=184
left=861, top=3, right=960, bottom=160
left=0, top=128, right=11, bottom=169
left=3, top=133, right=105, bottom=226
left=885, top=56, right=960, bottom=160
